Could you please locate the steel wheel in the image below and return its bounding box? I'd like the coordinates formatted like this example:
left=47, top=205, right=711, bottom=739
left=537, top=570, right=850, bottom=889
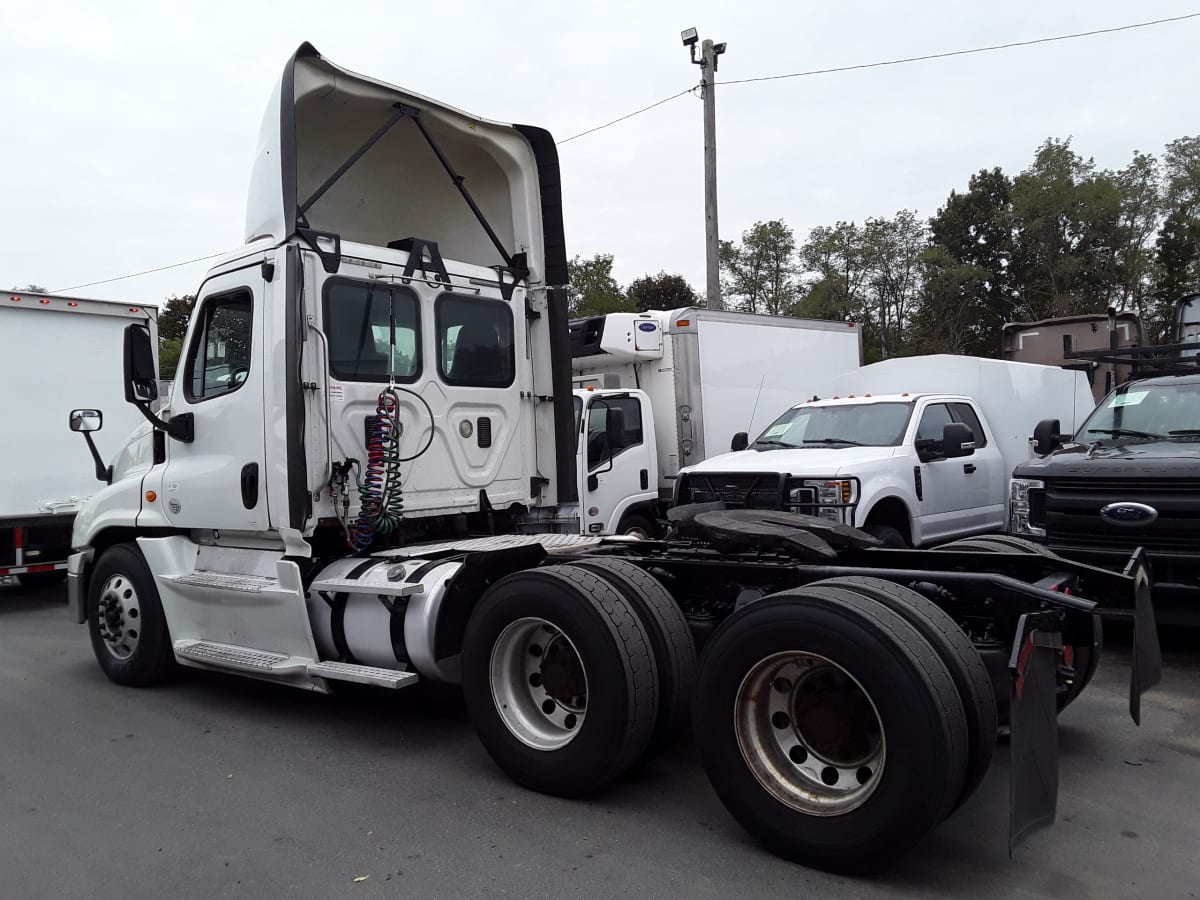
left=95, top=573, right=143, bottom=661
left=490, top=617, right=588, bottom=751
left=735, top=651, right=885, bottom=816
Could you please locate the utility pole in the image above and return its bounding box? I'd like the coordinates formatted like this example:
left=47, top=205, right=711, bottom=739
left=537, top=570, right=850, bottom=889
left=682, top=28, right=726, bottom=310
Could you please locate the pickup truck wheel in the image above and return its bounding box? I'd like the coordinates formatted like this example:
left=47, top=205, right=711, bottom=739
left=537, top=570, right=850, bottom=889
left=804, top=577, right=996, bottom=815
left=935, top=537, right=1101, bottom=713
left=862, top=524, right=907, bottom=548
left=694, top=590, right=967, bottom=873
left=87, top=543, right=175, bottom=687
left=461, top=565, right=658, bottom=797
left=566, top=558, right=696, bottom=759
left=617, top=513, right=656, bottom=539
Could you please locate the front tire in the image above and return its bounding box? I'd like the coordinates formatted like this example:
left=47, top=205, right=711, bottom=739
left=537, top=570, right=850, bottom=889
left=694, top=590, right=968, bottom=873
left=461, top=565, right=659, bottom=797
left=87, top=543, right=175, bottom=687
left=862, top=524, right=907, bottom=547
left=617, top=513, right=657, bottom=539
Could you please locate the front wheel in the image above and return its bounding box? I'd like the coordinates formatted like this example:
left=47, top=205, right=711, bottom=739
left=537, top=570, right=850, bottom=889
left=617, top=513, right=657, bottom=540
left=87, top=543, right=175, bottom=687
left=862, top=524, right=907, bottom=548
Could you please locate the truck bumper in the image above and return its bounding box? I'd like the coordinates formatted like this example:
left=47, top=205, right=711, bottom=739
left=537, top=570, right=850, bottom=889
left=67, top=548, right=94, bottom=624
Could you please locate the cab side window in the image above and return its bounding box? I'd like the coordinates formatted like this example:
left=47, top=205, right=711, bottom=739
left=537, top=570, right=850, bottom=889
left=184, top=290, right=253, bottom=402
left=915, top=403, right=954, bottom=442
left=949, top=402, right=987, bottom=447
left=586, top=396, right=643, bottom=470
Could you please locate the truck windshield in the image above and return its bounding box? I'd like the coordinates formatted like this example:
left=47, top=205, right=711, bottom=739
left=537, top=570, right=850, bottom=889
left=1078, top=381, right=1200, bottom=440
left=754, top=402, right=913, bottom=449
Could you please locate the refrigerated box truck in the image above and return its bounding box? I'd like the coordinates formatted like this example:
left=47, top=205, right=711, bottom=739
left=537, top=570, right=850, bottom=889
left=0, top=289, right=157, bottom=585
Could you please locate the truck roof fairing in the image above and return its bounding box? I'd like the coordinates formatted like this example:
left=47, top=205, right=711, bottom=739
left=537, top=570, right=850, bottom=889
left=245, top=43, right=567, bottom=285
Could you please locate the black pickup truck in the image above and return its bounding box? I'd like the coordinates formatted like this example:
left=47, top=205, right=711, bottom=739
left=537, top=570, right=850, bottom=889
left=1011, top=371, right=1200, bottom=624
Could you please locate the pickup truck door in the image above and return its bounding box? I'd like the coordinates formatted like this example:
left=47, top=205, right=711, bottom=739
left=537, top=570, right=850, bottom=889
left=912, top=401, right=1004, bottom=543
left=579, top=392, right=655, bottom=534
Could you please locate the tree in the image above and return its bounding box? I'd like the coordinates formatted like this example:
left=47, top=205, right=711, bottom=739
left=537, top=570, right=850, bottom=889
left=159, top=294, right=196, bottom=342
left=566, top=254, right=633, bottom=317
left=11, top=283, right=48, bottom=292
left=159, top=338, right=184, bottom=380
left=720, top=220, right=800, bottom=315
left=626, top=272, right=698, bottom=312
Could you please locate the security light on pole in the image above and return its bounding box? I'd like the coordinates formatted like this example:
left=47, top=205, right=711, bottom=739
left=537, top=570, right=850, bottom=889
left=682, top=27, right=725, bottom=310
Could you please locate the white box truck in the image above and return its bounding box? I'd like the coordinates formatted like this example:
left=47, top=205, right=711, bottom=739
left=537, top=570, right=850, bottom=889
left=0, top=289, right=157, bottom=586
left=557, top=308, right=862, bottom=535
left=676, top=355, right=1094, bottom=547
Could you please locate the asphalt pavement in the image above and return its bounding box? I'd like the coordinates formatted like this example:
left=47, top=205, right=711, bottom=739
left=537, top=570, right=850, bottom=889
left=1, top=579, right=1197, bottom=899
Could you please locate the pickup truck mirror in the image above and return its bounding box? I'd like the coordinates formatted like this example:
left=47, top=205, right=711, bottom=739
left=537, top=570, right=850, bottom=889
left=1032, top=418, right=1062, bottom=456
left=942, top=422, right=976, bottom=459
left=123, top=323, right=158, bottom=403
left=731, top=431, right=749, bottom=452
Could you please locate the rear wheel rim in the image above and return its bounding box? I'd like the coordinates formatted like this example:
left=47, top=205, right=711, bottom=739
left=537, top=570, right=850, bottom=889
left=735, top=651, right=886, bottom=816
left=490, top=617, right=588, bottom=750
left=96, top=574, right=143, bottom=661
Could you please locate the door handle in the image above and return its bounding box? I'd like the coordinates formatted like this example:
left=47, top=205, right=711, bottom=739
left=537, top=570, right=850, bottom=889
left=963, top=463, right=976, bottom=475
left=241, top=462, right=259, bottom=509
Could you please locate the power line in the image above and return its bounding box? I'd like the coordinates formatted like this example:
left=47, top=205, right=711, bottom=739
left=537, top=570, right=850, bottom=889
left=56, top=12, right=1198, bottom=291
left=719, top=12, right=1200, bottom=86
left=53, top=252, right=226, bottom=293
left=556, top=87, right=695, bottom=145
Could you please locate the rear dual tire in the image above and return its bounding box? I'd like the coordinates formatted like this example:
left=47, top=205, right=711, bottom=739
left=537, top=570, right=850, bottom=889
left=694, top=589, right=969, bottom=874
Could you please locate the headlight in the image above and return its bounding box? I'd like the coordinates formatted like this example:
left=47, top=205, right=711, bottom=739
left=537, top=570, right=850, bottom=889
left=804, top=479, right=856, bottom=505
left=1010, top=478, right=1045, bottom=537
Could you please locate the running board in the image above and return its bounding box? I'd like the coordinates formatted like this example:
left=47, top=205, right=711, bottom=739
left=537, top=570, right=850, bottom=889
left=174, top=640, right=418, bottom=689
left=169, top=572, right=278, bottom=593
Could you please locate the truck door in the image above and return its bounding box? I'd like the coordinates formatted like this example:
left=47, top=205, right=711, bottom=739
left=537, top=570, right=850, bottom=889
left=155, top=269, right=268, bottom=532
left=579, top=392, right=654, bottom=534
left=912, top=401, right=1002, bottom=542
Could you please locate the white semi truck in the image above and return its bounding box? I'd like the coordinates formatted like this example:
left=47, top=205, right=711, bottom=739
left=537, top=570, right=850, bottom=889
left=557, top=308, right=861, bottom=537
left=0, top=289, right=157, bottom=586
left=63, top=44, right=1159, bottom=874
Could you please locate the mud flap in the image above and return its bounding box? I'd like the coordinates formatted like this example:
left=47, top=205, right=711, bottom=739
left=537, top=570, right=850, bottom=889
left=1008, top=611, right=1062, bottom=857
left=1123, top=550, right=1162, bottom=725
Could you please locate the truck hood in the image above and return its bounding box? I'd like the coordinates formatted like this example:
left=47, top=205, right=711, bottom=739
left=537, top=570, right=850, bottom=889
left=685, top=445, right=898, bottom=477
left=1014, top=439, right=1200, bottom=479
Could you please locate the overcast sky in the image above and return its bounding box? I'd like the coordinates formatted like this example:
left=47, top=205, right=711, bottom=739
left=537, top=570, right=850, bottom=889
left=2, top=0, right=1198, bottom=307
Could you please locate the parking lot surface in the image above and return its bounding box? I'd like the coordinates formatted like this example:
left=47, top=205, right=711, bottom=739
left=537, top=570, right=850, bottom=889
left=1, top=580, right=1197, bottom=899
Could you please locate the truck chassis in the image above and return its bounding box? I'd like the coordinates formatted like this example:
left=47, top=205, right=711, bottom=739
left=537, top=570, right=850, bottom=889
left=69, top=509, right=1160, bottom=874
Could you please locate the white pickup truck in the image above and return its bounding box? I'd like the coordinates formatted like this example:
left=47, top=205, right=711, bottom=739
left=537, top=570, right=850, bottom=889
left=675, top=356, right=1094, bottom=547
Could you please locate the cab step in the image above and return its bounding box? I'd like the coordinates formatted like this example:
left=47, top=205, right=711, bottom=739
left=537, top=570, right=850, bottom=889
left=169, top=571, right=278, bottom=593
left=309, top=577, right=422, bottom=597
left=173, top=640, right=417, bottom=689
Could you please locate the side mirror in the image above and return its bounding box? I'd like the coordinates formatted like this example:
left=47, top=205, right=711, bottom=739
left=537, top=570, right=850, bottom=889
left=123, top=323, right=158, bottom=404
left=68, top=408, right=111, bottom=484
left=731, top=431, right=749, bottom=452
left=69, top=409, right=103, bottom=433
left=606, top=406, right=626, bottom=453
left=1032, top=418, right=1063, bottom=456
left=942, top=422, right=975, bottom=459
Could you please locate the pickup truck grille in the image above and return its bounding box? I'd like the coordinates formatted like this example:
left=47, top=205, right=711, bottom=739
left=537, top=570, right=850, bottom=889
left=679, top=473, right=790, bottom=509
left=1038, top=477, right=1200, bottom=557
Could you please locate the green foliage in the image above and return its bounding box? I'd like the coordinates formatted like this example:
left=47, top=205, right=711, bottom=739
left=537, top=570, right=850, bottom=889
left=627, top=272, right=698, bottom=312
left=11, top=283, right=48, bottom=292
left=159, top=294, right=196, bottom=342
left=720, top=220, right=800, bottom=315
left=567, top=254, right=634, bottom=317
left=159, top=338, right=183, bottom=379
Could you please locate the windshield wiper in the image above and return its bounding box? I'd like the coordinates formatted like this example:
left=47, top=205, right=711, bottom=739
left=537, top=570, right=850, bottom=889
left=1086, top=427, right=1164, bottom=440
left=1168, top=429, right=1200, bottom=435
left=803, top=437, right=864, bottom=446
left=753, top=439, right=794, bottom=449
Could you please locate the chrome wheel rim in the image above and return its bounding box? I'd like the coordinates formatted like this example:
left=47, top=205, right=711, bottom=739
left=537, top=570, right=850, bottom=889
left=490, top=617, right=588, bottom=750
left=96, top=573, right=142, bottom=661
left=735, top=651, right=885, bottom=816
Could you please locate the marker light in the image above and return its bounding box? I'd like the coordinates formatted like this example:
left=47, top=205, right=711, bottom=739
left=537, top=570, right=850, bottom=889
left=145, top=491, right=157, bottom=502
left=40, top=299, right=51, bottom=304
left=68, top=301, right=79, bottom=307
